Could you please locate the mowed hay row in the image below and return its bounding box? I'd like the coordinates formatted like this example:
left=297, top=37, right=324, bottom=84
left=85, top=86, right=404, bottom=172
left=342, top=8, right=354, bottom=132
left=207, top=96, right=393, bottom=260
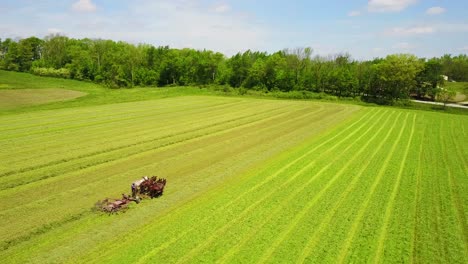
left=0, top=103, right=330, bottom=214
left=0, top=99, right=325, bottom=191
left=67, top=108, right=465, bottom=264
left=0, top=97, right=270, bottom=171
left=0, top=97, right=310, bottom=184
left=0, top=96, right=360, bottom=260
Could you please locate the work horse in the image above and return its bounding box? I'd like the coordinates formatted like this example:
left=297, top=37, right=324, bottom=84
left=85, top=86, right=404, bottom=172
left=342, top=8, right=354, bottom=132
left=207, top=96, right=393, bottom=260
left=137, top=176, right=166, bottom=198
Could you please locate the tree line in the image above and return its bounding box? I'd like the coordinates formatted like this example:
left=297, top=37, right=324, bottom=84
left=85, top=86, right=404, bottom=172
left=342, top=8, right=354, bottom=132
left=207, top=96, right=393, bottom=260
left=1, top=35, right=467, bottom=104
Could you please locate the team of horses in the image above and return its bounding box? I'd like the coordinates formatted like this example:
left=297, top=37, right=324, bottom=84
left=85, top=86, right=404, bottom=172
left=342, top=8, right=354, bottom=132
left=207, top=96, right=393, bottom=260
left=137, top=176, right=167, bottom=198
left=96, top=176, right=166, bottom=214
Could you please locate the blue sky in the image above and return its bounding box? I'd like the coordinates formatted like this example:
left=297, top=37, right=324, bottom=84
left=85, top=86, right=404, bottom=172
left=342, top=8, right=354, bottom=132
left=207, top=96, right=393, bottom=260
left=1, top=0, right=467, bottom=59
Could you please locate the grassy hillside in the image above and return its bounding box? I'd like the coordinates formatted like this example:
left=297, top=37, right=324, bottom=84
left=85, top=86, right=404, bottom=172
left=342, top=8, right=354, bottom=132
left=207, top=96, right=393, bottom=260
left=0, top=70, right=212, bottom=114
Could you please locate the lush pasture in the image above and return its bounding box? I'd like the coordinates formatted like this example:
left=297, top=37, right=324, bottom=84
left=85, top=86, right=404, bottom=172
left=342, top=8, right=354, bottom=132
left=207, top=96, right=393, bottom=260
left=0, top=96, right=357, bottom=261
left=0, top=95, right=466, bottom=263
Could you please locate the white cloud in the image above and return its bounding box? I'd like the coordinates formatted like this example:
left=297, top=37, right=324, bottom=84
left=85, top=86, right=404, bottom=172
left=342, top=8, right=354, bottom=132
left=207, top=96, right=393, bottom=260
left=348, top=10, right=361, bottom=17
left=426, top=6, right=445, bottom=15
left=386, top=26, right=435, bottom=36
left=459, top=46, right=468, bottom=51
left=392, top=42, right=415, bottom=49
left=212, top=3, right=231, bottom=13
left=368, top=0, right=418, bottom=12
left=72, top=0, right=96, bottom=12
left=0, top=0, right=269, bottom=56
left=60, top=0, right=268, bottom=55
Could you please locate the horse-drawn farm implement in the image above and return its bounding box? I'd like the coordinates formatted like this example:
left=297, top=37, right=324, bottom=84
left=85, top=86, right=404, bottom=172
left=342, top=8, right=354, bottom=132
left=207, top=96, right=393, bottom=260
left=95, top=176, right=166, bottom=214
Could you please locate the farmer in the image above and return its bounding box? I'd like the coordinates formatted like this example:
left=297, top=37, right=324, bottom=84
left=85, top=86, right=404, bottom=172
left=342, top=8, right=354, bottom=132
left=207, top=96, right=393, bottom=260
left=131, top=183, right=137, bottom=197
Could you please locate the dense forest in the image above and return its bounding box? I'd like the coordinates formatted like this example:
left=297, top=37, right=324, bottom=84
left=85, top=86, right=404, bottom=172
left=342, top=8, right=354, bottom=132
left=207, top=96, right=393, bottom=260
left=1, top=35, right=468, bottom=104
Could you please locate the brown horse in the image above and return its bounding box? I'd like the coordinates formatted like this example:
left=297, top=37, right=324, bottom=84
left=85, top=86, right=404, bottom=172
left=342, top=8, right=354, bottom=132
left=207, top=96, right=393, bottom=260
left=148, top=178, right=166, bottom=198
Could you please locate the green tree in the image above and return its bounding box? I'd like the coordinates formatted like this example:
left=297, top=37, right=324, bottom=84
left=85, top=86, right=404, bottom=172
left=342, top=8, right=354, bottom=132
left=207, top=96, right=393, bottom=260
left=42, top=35, right=70, bottom=69
left=415, top=58, right=444, bottom=99
left=65, top=38, right=94, bottom=80
left=1, top=40, right=20, bottom=71
left=372, top=54, right=424, bottom=102
left=17, top=37, right=43, bottom=71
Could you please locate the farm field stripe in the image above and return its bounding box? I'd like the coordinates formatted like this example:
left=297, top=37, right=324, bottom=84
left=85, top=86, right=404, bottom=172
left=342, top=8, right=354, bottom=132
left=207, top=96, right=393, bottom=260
left=410, top=119, right=426, bottom=264
left=0, top=102, right=295, bottom=176
left=445, top=164, right=468, bottom=261
left=0, top=105, right=328, bottom=214
left=0, top=96, right=240, bottom=130
left=0, top=99, right=267, bottom=144
left=0, top=97, right=230, bottom=132
left=4, top=102, right=298, bottom=160
left=0, top=210, right=93, bottom=251
left=0, top=103, right=297, bottom=182
left=0, top=95, right=203, bottom=124
left=444, top=120, right=468, bottom=258
left=0, top=100, right=283, bottom=157
left=255, top=111, right=397, bottom=264
left=0, top=96, right=239, bottom=132
left=2, top=101, right=294, bottom=162
left=0, top=103, right=222, bottom=140
left=335, top=112, right=410, bottom=263
left=0, top=99, right=258, bottom=146
left=0, top=105, right=320, bottom=193
left=0, top=104, right=344, bottom=240
left=0, top=99, right=256, bottom=140
left=132, top=109, right=380, bottom=263
left=0, top=99, right=253, bottom=149
left=428, top=122, right=446, bottom=261
left=372, top=114, right=416, bottom=263
left=172, top=110, right=388, bottom=264
left=0, top=109, right=330, bottom=225
left=433, top=120, right=455, bottom=261
left=1, top=112, right=301, bottom=177
left=295, top=111, right=403, bottom=264
left=220, top=111, right=398, bottom=264
left=449, top=118, right=468, bottom=173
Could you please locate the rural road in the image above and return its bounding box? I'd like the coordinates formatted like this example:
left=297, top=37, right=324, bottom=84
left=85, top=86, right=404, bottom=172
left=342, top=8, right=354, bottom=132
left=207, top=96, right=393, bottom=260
left=411, top=100, right=468, bottom=109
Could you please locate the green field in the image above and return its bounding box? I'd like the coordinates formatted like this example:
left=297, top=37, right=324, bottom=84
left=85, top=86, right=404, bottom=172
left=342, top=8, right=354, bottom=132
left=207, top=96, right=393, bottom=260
left=0, top=71, right=467, bottom=263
